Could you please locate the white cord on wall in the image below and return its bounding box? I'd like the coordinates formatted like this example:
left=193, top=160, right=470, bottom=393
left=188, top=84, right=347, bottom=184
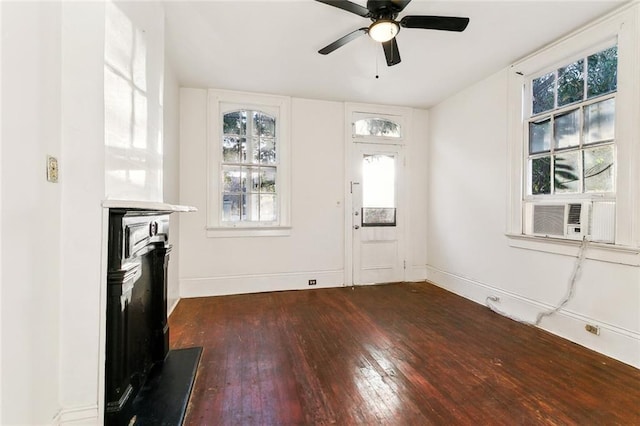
left=486, top=237, right=590, bottom=326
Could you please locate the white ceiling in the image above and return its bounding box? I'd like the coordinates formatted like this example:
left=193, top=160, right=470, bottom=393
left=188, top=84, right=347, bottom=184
left=164, top=0, right=627, bottom=109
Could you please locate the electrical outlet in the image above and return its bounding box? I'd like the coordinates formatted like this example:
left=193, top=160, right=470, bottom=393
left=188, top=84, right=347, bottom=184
left=308, top=279, right=317, bottom=286
left=46, top=155, right=59, bottom=183
left=585, top=324, right=600, bottom=335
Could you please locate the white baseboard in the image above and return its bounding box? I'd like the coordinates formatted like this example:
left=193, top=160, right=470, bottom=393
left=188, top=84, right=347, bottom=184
left=180, top=269, right=345, bottom=298
left=53, top=405, right=98, bottom=425
left=426, top=265, right=640, bottom=369
left=168, top=297, right=180, bottom=316
left=406, top=265, right=428, bottom=282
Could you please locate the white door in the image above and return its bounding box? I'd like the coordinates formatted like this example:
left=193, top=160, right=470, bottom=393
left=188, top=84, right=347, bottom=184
left=351, top=143, right=404, bottom=285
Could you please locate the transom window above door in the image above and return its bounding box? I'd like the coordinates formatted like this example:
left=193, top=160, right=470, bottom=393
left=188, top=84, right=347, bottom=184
left=352, top=112, right=404, bottom=141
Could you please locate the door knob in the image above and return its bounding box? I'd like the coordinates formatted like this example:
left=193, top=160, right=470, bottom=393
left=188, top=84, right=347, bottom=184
left=354, top=225, right=360, bottom=230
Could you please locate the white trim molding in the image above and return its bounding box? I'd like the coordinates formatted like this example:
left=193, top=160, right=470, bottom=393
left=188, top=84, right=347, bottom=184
left=180, top=269, right=345, bottom=298
left=426, top=265, right=640, bottom=369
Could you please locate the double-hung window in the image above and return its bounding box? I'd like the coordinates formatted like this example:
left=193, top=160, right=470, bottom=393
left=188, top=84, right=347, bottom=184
left=507, top=4, right=640, bottom=262
left=527, top=46, right=617, bottom=197
left=207, top=90, right=291, bottom=237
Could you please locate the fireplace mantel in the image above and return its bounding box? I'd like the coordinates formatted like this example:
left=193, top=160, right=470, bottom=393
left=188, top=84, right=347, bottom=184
left=102, top=199, right=197, bottom=213
left=102, top=201, right=200, bottom=425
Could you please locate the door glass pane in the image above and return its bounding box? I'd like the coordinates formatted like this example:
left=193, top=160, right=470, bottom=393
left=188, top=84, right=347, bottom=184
left=584, top=145, right=614, bottom=192
left=354, top=118, right=401, bottom=138
left=529, top=118, right=551, bottom=154
left=554, top=109, right=580, bottom=149
left=584, top=98, right=615, bottom=144
left=587, top=45, right=617, bottom=98
left=362, top=154, right=396, bottom=226
left=532, top=72, right=555, bottom=115
left=530, top=156, right=551, bottom=195
left=554, top=152, right=580, bottom=193
left=557, top=59, right=584, bottom=107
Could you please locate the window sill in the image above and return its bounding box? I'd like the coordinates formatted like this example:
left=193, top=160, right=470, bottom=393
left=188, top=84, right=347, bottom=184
left=506, top=233, right=640, bottom=266
left=206, top=226, right=291, bottom=238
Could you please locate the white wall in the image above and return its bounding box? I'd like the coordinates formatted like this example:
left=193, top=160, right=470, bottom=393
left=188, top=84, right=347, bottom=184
left=427, top=68, right=640, bottom=368
left=179, top=90, right=429, bottom=297
left=179, top=93, right=346, bottom=295
left=1, top=2, right=63, bottom=423
left=2, top=1, right=172, bottom=424
left=104, top=1, right=165, bottom=203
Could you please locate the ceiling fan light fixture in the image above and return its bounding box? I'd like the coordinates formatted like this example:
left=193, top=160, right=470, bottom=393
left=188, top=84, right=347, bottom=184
left=368, top=20, right=399, bottom=42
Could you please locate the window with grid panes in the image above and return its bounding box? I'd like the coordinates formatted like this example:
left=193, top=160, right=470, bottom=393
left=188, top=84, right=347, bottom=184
left=221, top=109, right=278, bottom=223
left=527, top=45, right=617, bottom=197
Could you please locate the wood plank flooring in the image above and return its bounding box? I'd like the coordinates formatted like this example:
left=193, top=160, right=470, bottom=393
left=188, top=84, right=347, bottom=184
left=169, top=282, right=640, bottom=425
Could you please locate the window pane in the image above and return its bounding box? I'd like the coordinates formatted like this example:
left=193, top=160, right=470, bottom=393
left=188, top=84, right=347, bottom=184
left=222, top=166, right=241, bottom=192
left=253, top=112, right=275, bottom=137
left=222, top=194, right=241, bottom=222
left=260, top=167, right=276, bottom=193
left=260, top=136, right=277, bottom=164
left=354, top=118, right=401, bottom=138
left=362, top=154, right=395, bottom=208
left=249, top=167, right=260, bottom=192
left=531, top=156, right=551, bottom=194
left=529, top=118, right=551, bottom=153
left=584, top=98, right=615, bottom=144
left=259, top=195, right=277, bottom=222
left=532, top=72, right=555, bottom=115
left=554, top=152, right=580, bottom=193
left=587, top=45, right=617, bottom=98
left=584, top=145, right=614, bottom=192
left=554, top=109, right=580, bottom=149
left=223, top=111, right=246, bottom=135
left=222, top=136, right=242, bottom=162
left=362, top=207, right=396, bottom=226
left=557, top=59, right=584, bottom=106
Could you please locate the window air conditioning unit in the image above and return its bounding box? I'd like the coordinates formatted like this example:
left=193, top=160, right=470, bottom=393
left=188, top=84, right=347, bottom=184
left=528, top=201, right=615, bottom=243
left=531, top=203, right=586, bottom=240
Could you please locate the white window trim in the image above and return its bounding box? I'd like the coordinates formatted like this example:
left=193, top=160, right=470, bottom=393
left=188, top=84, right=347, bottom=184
left=506, top=4, right=640, bottom=264
left=206, top=89, right=291, bottom=237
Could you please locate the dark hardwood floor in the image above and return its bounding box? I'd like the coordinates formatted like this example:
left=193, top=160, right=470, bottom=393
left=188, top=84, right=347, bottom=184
left=169, top=282, right=640, bottom=425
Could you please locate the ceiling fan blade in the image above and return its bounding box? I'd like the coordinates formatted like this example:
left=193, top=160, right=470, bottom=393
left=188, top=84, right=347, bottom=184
left=382, top=38, right=401, bottom=66
left=315, top=0, right=371, bottom=18
left=319, top=28, right=368, bottom=55
left=400, top=15, right=470, bottom=32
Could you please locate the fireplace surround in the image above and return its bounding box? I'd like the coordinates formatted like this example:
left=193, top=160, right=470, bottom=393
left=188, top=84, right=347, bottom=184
left=103, top=203, right=199, bottom=425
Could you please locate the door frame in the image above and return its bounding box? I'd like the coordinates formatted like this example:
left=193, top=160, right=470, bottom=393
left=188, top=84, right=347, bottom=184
left=343, top=103, right=413, bottom=286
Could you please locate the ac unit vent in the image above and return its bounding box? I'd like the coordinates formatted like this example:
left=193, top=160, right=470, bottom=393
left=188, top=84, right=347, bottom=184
left=567, top=203, right=582, bottom=225
left=533, top=204, right=565, bottom=236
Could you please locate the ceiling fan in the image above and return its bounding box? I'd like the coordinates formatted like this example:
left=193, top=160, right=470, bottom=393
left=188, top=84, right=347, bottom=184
left=315, top=0, right=469, bottom=66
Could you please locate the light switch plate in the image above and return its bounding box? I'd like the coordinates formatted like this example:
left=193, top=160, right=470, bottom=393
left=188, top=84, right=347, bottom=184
left=47, top=155, right=59, bottom=183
